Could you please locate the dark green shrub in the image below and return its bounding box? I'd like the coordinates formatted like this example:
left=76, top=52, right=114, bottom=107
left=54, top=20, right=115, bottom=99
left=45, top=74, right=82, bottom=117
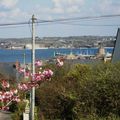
left=35, top=62, right=120, bottom=119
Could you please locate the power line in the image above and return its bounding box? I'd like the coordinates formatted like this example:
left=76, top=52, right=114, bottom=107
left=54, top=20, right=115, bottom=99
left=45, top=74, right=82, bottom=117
left=0, top=22, right=29, bottom=27
left=36, top=20, right=120, bottom=27
left=37, top=14, right=120, bottom=23
left=0, top=21, right=119, bottom=28
left=0, top=25, right=27, bottom=29
left=0, top=14, right=120, bottom=28
left=49, top=22, right=120, bottom=27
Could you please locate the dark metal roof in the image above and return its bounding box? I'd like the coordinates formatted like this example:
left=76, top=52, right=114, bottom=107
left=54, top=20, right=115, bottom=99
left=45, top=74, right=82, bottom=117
left=111, top=28, right=120, bottom=63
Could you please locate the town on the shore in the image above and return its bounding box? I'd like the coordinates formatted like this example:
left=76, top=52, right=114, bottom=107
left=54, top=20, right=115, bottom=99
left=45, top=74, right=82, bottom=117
left=0, top=36, right=115, bottom=49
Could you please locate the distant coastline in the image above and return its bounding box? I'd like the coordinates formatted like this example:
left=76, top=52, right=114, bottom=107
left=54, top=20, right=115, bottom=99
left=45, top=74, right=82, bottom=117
left=0, top=46, right=114, bottom=50
left=0, top=36, right=115, bottom=50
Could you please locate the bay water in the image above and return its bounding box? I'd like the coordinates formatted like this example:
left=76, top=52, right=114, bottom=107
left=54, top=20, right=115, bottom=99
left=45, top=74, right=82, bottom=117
left=0, top=47, right=113, bottom=63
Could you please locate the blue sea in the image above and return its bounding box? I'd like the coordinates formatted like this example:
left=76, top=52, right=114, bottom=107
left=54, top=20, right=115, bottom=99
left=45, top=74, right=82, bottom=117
left=0, top=47, right=113, bottom=63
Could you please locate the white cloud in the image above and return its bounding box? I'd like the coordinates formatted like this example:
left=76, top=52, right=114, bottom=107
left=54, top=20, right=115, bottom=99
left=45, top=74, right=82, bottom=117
left=0, top=8, right=30, bottom=23
left=0, top=0, right=18, bottom=9
left=0, top=0, right=26, bottom=22
left=9, top=8, right=23, bottom=18
left=52, top=7, right=64, bottom=14
left=77, top=0, right=120, bottom=17
left=67, top=5, right=80, bottom=13
left=98, top=0, right=112, bottom=13
left=52, top=0, right=84, bottom=13
left=0, top=0, right=120, bottom=24
left=94, top=0, right=120, bottom=14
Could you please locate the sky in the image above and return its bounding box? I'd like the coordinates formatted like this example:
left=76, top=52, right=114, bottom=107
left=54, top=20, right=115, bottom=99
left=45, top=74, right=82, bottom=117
left=0, top=0, right=120, bottom=38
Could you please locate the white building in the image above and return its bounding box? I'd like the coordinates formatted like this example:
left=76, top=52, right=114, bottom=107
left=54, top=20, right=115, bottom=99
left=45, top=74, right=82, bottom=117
left=25, top=43, right=47, bottom=49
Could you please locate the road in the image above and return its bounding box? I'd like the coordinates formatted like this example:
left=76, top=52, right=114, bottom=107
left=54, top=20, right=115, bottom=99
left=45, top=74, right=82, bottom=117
left=0, top=111, right=12, bottom=120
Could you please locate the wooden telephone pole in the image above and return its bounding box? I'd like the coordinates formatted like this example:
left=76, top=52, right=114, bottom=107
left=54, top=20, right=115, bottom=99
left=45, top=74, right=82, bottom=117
left=30, top=14, right=36, bottom=120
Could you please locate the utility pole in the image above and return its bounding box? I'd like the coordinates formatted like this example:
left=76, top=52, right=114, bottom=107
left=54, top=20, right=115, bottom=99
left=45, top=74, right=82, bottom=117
left=30, top=14, right=36, bottom=120
left=23, top=45, right=26, bottom=79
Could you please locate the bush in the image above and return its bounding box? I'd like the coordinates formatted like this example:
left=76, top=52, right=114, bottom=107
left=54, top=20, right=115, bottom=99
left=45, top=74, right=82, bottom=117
left=35, top=62, right=120, bottom=119
left=11, top=101, right=26, bottom=120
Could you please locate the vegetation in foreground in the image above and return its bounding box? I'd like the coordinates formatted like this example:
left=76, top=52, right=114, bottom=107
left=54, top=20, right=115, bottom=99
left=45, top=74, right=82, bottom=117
left=35, top=62, right=120, bottom=120
left=1, top=62, right=120, bottom=120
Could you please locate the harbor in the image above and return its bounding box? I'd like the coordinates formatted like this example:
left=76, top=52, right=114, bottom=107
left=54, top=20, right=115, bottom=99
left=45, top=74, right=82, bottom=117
left=0, top=47, right=113, bottom=63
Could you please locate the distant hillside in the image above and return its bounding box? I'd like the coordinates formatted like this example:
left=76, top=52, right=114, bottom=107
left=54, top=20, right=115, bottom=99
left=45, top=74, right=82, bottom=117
left=0, top=36, right=116, bottom=48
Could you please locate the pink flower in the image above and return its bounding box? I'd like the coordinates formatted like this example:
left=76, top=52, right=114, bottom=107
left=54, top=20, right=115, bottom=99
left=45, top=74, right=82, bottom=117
left=43, top=69, right=53, bottom=79
left=24, top=71, right=30, bottom=79
left=10, top=89, right=18, bottom=94
left=29, top=82, right=39, bottom=88
left=18, top=82, right=40, bottom=91
left=18, top=83, right=23, bottom=90
left=18, top=83, right=28, bottom=91
left=35, top=60, right=42, bottom=67
left=0, top=92, right=3, bottom=101
left=31, top=73, right=44, bottom=82
left=18, top=67, right=25, bottom=73
left=22, top=84, right=28, bottom=91
left=1, top=80, right=10, bottom=88
left=12, top=96, right=20, bottom=102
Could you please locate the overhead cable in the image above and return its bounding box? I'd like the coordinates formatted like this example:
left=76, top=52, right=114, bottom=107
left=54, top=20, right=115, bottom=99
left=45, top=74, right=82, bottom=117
left=0, top=14, right=120, bottom=27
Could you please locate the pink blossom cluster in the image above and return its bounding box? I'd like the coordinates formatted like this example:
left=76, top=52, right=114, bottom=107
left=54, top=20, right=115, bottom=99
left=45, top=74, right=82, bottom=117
left=32, top=73, right=44, bottom=82
left=18, top=67, right=25, bottom=73
left=0, top=106, right=9, bottom=111
left=35, top=60, right=42, bottom=67
left=13, top=60, right=58, bottom=111
left=0, top=91, right=19, bottom=102
left=1, top=80, right=10, bottom=88
left=24, top=71, right=31, bottom=79
left=18, top=60, right=43, bottom=78
left=32, top=69, right=53, bottom=81
left=0, top=59, right=56, bottom=111
left=18, top=60, right=58, bottom=81
left=0, top=80, right=20, bottom=111
left=18, top=69, right=53, bottom=91
left=0, top=95, right=20, bottom=110
left=18, top=67, right=30, bottom=79
left=0, top=91, right=20, bottom=110
left=42, top=69, right=54, bottom=79
left=18, top=82, right=39, bottom=91
left=17, top=60, right=53, bottom=91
